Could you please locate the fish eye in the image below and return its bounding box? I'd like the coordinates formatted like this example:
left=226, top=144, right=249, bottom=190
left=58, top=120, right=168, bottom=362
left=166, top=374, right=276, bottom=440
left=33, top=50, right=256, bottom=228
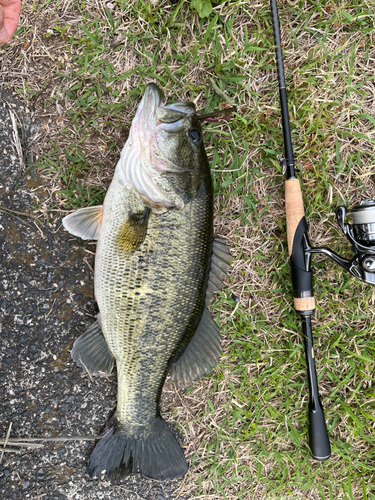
left=189, top=128, right=201, bottom=143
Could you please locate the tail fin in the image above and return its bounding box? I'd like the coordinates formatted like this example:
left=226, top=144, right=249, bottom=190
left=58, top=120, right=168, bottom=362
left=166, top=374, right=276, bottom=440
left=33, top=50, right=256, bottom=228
left=89, top=417, right=188, bottom=480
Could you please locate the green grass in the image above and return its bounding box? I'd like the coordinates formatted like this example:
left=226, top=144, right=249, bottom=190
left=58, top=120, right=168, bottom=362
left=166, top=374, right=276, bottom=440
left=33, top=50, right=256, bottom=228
left=4, top=0, right=375, bottom=498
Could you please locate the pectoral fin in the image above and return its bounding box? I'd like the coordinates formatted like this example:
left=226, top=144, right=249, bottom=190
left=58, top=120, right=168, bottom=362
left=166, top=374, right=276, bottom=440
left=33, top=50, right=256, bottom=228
left=62, top=205, right=104, bottom=240
left=117, top=207, right=150, bottom=254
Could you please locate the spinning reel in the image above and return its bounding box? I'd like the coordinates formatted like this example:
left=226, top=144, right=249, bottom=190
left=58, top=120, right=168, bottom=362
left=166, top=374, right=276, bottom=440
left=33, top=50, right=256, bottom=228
left=307, top=200, right=375, bottom=286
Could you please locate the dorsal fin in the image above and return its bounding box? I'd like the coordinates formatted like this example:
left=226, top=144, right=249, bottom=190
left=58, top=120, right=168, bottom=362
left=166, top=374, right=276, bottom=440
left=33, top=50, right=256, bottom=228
left=170, top=237, right=232, bottom=388
left=170, top=307, right=221, bottom=388
left=206, top=237, right=232, bottom=304
left=62, top=205, right=104, bottom=240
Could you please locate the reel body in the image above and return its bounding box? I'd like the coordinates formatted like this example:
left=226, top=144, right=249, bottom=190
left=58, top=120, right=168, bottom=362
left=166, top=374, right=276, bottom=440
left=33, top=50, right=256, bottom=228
left=307, top=200, right=375, bottom=285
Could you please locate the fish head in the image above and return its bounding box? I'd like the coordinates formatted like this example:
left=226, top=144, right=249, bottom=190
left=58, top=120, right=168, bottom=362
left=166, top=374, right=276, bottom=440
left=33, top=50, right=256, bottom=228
left=120, top=83, right=209, bottom=210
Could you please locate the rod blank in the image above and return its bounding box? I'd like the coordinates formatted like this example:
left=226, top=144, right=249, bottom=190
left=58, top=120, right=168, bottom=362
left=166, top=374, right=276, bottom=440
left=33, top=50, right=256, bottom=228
left=270, top=0, right=295, bottom=178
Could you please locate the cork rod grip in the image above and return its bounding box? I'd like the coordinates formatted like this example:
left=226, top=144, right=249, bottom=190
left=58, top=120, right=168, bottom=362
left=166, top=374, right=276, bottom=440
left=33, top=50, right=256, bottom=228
left=285, top=178, right=315, bottom=312
left=285, top=178, right=305, bottom=256
left=294, top=296, right=315, bottom=312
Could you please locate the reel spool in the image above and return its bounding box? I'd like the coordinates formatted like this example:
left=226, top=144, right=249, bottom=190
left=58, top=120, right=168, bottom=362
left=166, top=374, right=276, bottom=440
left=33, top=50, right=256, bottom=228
left=351, top=200, right=375, bottom=247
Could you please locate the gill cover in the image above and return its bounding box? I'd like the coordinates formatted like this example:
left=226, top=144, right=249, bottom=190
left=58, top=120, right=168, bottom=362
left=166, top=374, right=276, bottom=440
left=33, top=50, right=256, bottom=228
left=118, top=83, right=203, bottom=210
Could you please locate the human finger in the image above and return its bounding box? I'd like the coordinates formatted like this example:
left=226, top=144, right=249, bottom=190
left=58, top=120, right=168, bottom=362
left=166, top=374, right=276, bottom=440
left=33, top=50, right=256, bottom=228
left=0, top=0, right=21, bottom=44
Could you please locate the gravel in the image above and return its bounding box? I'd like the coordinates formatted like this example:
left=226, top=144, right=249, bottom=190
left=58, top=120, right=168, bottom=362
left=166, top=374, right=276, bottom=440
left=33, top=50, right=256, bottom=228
left=0, top=93, right=185, bottom=500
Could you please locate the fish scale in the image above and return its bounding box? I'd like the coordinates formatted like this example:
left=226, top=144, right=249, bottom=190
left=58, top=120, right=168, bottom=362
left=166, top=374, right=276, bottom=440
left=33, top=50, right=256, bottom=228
left=95, top=170, right=212, bottom=427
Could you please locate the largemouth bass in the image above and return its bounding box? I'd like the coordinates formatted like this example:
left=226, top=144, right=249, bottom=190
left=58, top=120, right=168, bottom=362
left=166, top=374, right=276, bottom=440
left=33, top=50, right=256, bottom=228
left=62, top=83, right=231, bottom=480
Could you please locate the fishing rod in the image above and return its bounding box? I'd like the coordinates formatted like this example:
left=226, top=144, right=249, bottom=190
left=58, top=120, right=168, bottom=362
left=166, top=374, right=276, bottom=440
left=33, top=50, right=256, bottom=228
left=270, top=0, right=330, bottom=461
left=270, top=0, right=375, bottom=461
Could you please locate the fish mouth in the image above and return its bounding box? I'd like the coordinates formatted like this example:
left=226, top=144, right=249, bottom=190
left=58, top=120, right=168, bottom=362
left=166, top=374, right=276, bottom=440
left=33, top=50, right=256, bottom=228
left=140, top=83, right=163, bottom=118
left=138, top=83, right=196, bottom=132
left=133, top=83, right=163, bottom=131
left=157, top=101, right=196, bottom=133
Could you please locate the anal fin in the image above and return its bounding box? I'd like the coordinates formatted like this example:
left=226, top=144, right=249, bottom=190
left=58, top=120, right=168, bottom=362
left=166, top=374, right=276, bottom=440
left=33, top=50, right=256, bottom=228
left=171, top=307, right=222, bottom=388
left=71, top=315, right=114, bottom=376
